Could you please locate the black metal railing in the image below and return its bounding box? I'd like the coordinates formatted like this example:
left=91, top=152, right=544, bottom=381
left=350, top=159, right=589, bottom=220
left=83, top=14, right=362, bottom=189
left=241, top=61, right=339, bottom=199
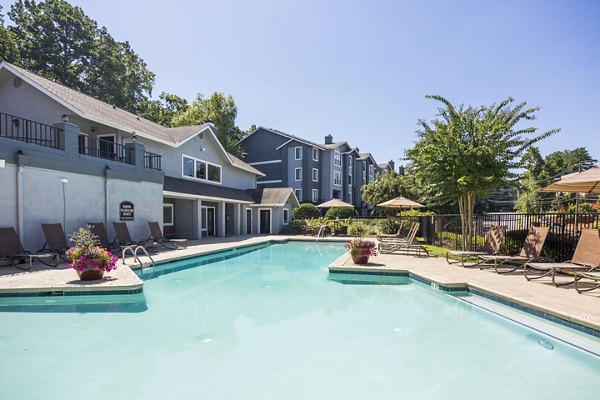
left=82, top=137, right=133, bottom=164
left=423, top=212, right=600, bottom=262
left=0, top=111, right=63, bottom=149
left=144, top=151, right=162, bottom=171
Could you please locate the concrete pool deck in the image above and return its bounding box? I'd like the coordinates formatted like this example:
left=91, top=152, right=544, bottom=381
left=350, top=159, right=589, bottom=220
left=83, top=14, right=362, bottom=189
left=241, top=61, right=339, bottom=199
left=1, top=235, right=599, bottom=335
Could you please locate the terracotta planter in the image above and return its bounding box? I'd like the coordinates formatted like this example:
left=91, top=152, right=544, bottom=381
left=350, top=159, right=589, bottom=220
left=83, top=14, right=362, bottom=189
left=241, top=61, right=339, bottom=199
left=350, top=248, right=370, bottom=265
left=76, top=258, right=106, bottom=281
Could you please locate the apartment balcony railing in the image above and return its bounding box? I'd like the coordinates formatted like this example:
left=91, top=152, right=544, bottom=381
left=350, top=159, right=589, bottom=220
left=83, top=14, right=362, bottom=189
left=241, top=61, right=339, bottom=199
left=144, top=151, right=162, bottom=171
left=0, top=112, right=63, bottom=149
left=80, top=137, right=133, bottom=164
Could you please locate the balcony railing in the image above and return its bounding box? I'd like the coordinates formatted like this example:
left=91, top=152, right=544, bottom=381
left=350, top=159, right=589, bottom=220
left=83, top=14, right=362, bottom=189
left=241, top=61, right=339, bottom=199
left=81, top=137, right=133, bottom=164
left=144, top=151, right=162, bottom=171
left=0, top=112, right=63, bottom=149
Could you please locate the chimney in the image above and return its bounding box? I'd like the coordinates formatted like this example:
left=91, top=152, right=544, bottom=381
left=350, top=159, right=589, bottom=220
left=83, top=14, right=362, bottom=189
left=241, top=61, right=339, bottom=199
left=389, top=160, right=395, bottom=171
left=325, top=134, right=333, bottom=145
left=398, top=165, right=405, bottom=175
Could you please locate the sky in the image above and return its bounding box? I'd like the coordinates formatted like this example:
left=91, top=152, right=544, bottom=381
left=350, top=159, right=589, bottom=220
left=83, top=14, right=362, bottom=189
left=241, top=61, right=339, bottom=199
left=5, top=0, right=599, bottom=166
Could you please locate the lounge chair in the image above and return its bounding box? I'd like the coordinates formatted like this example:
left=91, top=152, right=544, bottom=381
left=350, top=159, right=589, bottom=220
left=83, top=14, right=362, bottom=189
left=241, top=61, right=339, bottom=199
left=378, top=222, right=429, bottom=257
left=147, top=221, right=188, bottom=250
left=0, top=227, right=59, bottom=270
left=88, top=222, right=118, bottom=251
left=574, top=271, right=600, bottom=293
left=477, top=226, right=550, bottom=274
left=39, top=223, right=70, bottom=261
left=377, top=221, right=405, bottom=242
left=446, top=226, right=505, bottom=267
left=113, top=222, right=151, bottom=247
left=524, top=229, right=600, bottom=287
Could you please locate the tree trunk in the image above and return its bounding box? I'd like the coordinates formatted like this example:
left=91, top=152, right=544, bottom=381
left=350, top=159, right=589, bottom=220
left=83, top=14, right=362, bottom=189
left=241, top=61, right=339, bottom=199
left=458, top=193, right=476, bottom=251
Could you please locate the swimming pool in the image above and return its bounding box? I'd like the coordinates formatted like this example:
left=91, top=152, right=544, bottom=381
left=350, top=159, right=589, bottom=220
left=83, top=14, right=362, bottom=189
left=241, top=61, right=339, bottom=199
left=1, top=241, right=599, bottom=399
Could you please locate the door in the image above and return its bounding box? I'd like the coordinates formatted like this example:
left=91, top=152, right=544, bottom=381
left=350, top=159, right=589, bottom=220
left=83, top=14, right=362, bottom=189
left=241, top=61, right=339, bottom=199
left=98, top=135, right=116, bottom=159
left=206, top=207, right=216, bottom=236
left=259, top=209, right=271, bottom=234
left=246, top=209, right=252, bottom=234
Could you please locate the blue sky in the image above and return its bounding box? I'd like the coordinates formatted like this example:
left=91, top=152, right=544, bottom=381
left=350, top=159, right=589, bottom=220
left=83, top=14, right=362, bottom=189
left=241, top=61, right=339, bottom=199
left=23, top=0, right=600, bottom=166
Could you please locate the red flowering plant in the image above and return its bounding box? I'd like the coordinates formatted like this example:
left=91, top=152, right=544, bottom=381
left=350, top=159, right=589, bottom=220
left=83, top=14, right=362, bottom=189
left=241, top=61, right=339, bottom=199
left=345, top=239, right=378, bottom=257
left=65, top=227, right=118, bottom=273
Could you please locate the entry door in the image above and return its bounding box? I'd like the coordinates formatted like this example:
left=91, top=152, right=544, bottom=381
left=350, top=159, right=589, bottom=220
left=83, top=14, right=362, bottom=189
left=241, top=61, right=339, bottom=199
left=206, top=207, right=216, bottom=236
left=98, top=135, right=116, bottom=159
left=259, top=209, right=271, bottom=234
left=246, top=209, right=252, bottom=234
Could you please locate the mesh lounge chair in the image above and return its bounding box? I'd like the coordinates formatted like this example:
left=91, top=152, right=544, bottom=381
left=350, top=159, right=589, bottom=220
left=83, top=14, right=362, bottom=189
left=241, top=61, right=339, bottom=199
left=378, top=222, right=429, bottom=257
left=574, top=271, right=600, bottom=293
left=446, top=226, right=505, bottom=267
left=477, top=226, right=550, bottom=274
left=88, top=222, right=117, bottom=251
left=113, top=222, right=151, bottom=247
left=377, top=221, right=405, bottom=242
left=0, top=227, right=59, bottom=270
left=39, top=223, right=70, bottom=261
left=147, top=221, right=188, bottom=250
left=524, top=229, right=600, bottom=287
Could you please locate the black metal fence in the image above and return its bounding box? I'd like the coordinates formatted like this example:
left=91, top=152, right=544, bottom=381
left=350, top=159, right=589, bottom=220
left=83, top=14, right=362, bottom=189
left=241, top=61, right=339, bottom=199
left=0, top=111, right=63, bottom=149
left=421, top=213, right=600, bottom=262
left=144, top=151, right=162, bottom=171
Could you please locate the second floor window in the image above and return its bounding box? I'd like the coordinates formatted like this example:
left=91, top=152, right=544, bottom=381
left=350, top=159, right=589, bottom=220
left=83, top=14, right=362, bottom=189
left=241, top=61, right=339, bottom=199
left=348, top=156, right=353, bottom=173
left=369, top=164, right=374, bottom=178
left=334, top=151, right=342, bottom=166
left=312, top=189, right=319, bottom=203
left=295, top=189, right=302, bottom=201
left=312, top=168, right=319, bottom=182
left=295, top=168, right=302, bottom=181
left=182, top=155, right=221, bottom=183
left=334, top=171, right=342, bottom=186
left=295, top=146, right=302, bottom=160
left=312, top=148, right=319, bottom=161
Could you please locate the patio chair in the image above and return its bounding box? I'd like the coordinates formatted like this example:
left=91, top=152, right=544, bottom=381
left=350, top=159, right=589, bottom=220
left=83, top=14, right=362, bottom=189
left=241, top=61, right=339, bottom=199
left=477, top=226, right=550, bottom=274
left=113, top=222, right=150, bottom=247
left=377, top=221, right=405, bottom=242
left=524, top=229, right=600, bottom=287
left=378, top=222, right=429, bottom=257
left=88, top=222, right=118, bottom=251
left=39, top=223, right=70, bottom=261
left=0, top=227, right=59, bottom=270
left=574, top=271, right=600, bottom=293
left=147, top=221, right=188, bottom=250
left=446, top=226, right=505, bottom=267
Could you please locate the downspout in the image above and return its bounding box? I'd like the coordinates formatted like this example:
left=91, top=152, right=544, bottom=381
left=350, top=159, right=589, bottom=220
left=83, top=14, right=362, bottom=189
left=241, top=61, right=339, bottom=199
left=16, top=152, right=24, bottom=244
left=105, top=167, right=110, bottom=229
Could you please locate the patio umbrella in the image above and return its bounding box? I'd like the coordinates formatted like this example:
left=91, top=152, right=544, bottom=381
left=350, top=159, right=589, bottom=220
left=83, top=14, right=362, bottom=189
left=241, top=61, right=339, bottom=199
left=377, top=196, right=425, bottom=209
left=316, top=199, right=354, bottom=208
left=539, top=167, right=600, bottom=194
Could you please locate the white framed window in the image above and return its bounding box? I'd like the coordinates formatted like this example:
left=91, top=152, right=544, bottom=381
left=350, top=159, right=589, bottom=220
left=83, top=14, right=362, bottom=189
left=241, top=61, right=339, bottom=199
left=334, top=151, right=342, bottom=166
left=348, top=185, right=353, bottom=202
left=295, top=167, right=302, bottom=181
left=312, top=189, right=319, bottom=203
left=78, top=133, right=89, bottom=155
left=312, top=168, right=319, bottom=182
left=295, top=189, right=302, bottom=201
left=283, top=208, right=290, bottom=225
left=295, top=146, right=302, bottom=160
left=182, top=155, right=222, bottom=184
left=348, top=155, right=353, bottom=175
left=369, top=164, right=374, bottom=178
left=163, top=203, right=174, bottom=226
left=334, top=171, right=342, bottom=186
left=312, top=148, right=319, bottom=162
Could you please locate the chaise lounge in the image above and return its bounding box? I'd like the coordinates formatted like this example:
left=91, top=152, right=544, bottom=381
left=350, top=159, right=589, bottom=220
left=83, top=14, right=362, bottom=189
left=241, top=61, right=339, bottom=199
left=378, top=222, right=429, bottom=257
left=446, top=226, right=505, bottom=267
left=39, top=223, right=70, bottom=261
left=0, top=227, right=59, bottom=270
left=147, top=221, right=188, bottom=250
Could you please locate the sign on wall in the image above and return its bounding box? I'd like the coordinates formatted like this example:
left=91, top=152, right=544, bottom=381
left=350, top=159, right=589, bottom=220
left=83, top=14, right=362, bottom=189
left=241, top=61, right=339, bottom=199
left=119, top=201, right=134, bottom=221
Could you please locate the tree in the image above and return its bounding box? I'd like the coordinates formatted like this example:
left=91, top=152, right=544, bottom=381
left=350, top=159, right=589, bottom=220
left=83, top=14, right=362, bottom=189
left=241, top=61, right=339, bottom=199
left=324, top=207, right=357, bottom=219
left=172, top=92, right=245, bottom=156
left=7, top=0, right=155, bottom=113
left=0, top=6, right=20, bottom=63
left=362, top=171, right=422, bottom=213
left=137, top=92, right=189, bottom=127
left=292, top=203, right=321, bottom=220
left=407, top=95, right=559, bottom=250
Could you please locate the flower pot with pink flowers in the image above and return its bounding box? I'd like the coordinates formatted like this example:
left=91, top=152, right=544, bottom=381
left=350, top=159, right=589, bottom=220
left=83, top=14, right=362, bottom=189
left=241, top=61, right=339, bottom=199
left=346, top=239, right=378, bottom=264
left=66, top=227, right=118, bottom=281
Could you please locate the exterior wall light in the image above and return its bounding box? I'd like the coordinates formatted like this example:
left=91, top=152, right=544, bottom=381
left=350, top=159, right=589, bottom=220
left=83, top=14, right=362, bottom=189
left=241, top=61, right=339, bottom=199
left=61, top=114, right=69, bottom=122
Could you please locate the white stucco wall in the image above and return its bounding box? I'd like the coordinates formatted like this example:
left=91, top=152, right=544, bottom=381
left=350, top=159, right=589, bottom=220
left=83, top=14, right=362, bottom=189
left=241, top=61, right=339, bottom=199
left=0, top=163, right=18, bottom=229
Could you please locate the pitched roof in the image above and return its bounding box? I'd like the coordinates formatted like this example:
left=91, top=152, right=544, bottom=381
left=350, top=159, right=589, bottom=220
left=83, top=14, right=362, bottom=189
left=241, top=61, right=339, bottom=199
left=164, top=176, right=255, bottom=202
left=322, top=141, right=349, bottom=149
left=358, top=152, right=376, bottom=162
left=1, top=62, right=262, bottom=176
left=247, top=187, right=299, bottom=207
left=377, top=163, right=391, bottom=170
left=245, top=126, right=326, bottom=150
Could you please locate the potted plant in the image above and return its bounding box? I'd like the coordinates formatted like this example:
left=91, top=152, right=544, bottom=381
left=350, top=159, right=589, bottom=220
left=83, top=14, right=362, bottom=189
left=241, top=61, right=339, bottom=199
left=66, top=227, right=118, bottom=281
left=345, top=239, right=378, bottom=265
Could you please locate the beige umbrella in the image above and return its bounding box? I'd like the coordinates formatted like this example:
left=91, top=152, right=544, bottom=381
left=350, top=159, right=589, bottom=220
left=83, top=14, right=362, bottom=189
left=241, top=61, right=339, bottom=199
left=316, top=199, right=354, bottom=208
left=377, top=196, right=425, bottom=209
left=540, top=167, right=600, bottom=194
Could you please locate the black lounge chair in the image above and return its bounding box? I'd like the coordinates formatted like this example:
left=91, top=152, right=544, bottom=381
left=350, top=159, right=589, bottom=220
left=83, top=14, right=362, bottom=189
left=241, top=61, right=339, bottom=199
left=88, top=222, right=118, bottom=251
left=0, top=227, right=59, bottom=270
left=39, top=223, right=70, bottom=261
left=147, top=221, right=188, bottom=250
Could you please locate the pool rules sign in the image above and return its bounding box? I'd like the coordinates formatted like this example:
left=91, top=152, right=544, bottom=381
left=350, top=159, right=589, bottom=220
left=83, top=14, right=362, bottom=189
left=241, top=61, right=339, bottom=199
left=119, top=201, right=134, bottom=221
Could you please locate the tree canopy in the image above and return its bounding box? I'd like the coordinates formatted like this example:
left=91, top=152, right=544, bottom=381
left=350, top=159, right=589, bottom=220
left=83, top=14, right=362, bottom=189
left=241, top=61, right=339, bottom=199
left=407, top=95, right=559, bottom=249
left=362, top=171, right=422, bottom=209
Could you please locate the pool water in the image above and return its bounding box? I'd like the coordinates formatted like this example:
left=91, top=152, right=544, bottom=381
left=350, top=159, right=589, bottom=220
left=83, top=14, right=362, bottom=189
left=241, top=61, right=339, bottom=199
left=1, top=241, right=599, bottom=400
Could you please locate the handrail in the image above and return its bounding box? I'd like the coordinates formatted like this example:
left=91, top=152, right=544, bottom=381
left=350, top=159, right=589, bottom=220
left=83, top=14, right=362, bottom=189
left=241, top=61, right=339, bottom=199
left=0, top=111, right=63, bottom=149
left=82, top=138, right=133, bottom=164
left=144, top=151, right=162, bottom=171
left=121, top=245, right=155, bottom=270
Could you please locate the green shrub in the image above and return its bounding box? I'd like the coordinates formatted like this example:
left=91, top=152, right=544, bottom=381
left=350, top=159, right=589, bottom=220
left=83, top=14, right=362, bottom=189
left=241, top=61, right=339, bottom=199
left=325, top=207, right=358, bottom=219
left=348, top=222, right=368, bottom=238
left=378, top=218, right=401, bottom=235
left=292, top=203, right=321, bottom=220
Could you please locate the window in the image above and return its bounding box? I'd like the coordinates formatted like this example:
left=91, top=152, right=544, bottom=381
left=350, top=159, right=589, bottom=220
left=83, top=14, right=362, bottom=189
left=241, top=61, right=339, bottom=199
left=334, top=171, right=342, bottom=186
left=78, top=134, right=89, bottom=155
left=369, top=164, right=374, bottom=178
left=182, top=155, right=222, bottom=184
left=295, top=168, right=302, bottom=181
left=163, top=204, right=174, bottom=226
left=295, top=146, right=302, bottom=160
left=334, top=151, right=342, bottom=166
left=348, top=185, right=353, bottom=202
left=362, top=164, right=366, bottom=181
left=283, top=209, right=289, bottom=225
left=295, top=189, right=302, bottom=201
left=312, top=189, right=319, bottom=203
left=348, top=156, right=353, bottom=174
left=312, top=148, right=319, bottom=161
left=312, top=168, right=319, bottom=182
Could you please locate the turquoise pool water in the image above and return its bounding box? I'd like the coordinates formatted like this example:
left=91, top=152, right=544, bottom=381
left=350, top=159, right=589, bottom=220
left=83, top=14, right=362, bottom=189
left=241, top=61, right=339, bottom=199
left=1, top=241, right=599, bottom=400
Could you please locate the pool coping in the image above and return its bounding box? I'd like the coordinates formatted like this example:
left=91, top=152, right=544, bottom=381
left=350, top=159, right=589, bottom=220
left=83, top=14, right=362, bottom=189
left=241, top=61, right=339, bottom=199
left=328, top=255, right=600, bottom=339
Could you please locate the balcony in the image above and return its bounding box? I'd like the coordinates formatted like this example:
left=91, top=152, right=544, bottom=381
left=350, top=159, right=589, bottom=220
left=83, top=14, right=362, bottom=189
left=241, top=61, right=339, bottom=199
left=0, top=112, right=63, bottom=150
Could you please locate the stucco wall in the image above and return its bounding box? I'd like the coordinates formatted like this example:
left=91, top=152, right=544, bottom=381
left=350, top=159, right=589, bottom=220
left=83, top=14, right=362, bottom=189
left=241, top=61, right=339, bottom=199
left=0, top=163, right=18, bottom=229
